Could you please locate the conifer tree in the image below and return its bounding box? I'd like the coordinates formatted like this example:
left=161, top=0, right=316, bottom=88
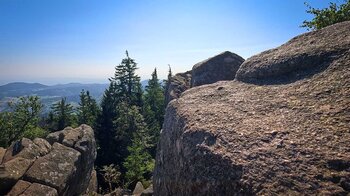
left=95, top=82, right=119, bottom=166
left=111, top=51, right=143, bottom=107
left=143, top=68, right=165, bottom=156
left=51, top=97, right=75, bottom=130
left=95, top=51, right=143, bottom=167
left=122, top=105, right=154, bottom=185
left=77, top=89, right=100, bottom=128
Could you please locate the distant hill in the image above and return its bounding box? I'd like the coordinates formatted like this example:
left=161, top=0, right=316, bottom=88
left=0, top=82, right=109, bottom=114
left=0, top=82, right=48, bottom=99
left=0, top=80, right=155, bottom=114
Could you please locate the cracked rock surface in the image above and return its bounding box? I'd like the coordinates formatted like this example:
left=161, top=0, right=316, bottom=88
left=0, top=124, right=97, bottom=196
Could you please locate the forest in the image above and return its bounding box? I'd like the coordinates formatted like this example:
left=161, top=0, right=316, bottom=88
left=0, top=51, right=170, bottom=192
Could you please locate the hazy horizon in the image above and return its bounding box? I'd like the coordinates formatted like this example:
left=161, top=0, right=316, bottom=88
left=0, top=0, right=330, bottom=85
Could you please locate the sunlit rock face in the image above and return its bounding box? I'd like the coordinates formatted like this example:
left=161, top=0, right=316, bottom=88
left=154, top=21, right=350, bottom=195
left=0, top=124, right=97, bottom=196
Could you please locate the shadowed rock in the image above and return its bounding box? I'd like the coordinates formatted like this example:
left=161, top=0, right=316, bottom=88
left=165, top=71, right=192, bottom=105
left=191, top=51, right=244, bottom=87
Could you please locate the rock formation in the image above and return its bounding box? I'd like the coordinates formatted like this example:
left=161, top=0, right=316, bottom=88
left=165, top=71, right=192, bottom=105
left=165, top=51, right=244, bottom=105
left=0, top=124, right=97, bottom=196
left=191, top=51, right=244, bottom=87
left=154, top=21, right=350, bottom=195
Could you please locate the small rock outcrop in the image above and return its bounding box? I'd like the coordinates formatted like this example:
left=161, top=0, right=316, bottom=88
left=133, top=181, right=145, bottom=195
left=191, top=51, right=244, bottom=87
left=0, top=124, right=97, bottom=196
left=165, top=51, right=244, bottom=105
left=165, top=71, right=192, bottom=105
left=154, top=21, right=350, bottom=195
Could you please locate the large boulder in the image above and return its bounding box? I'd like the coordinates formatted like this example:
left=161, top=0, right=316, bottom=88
left=165, top=71, right=192, bottom=105
left=0, top=124, right=97, bottom=196
left=0, top=157, right=34, bottom=194
left=191, top=51, right=244, bottom=87
left=236, top=21, right=350, bottom=84
left=24, top=142, right=81, bottom=194
left=154, top=21, right=350, bottom=195
left=20, top=182, right=58, bottom=196
left=2, top=138, right=50, bottom=163
left=6, top=180, right=32, bottom=196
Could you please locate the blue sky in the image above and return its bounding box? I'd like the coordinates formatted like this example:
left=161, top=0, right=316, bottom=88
left=0, top=0, right=331, bottom=85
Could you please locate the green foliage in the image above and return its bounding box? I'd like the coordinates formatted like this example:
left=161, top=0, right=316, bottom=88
left=0, top=96, right=44, bottom=147
left=302, top=0, right=350, bottom=30
left=23, top=126, right=48, bottom=140
left=111, top=51, right=143, bottom=107
left=77, top=90, right=100, bottom=128
left=95, top=51, right=144, bottom=167
left=94, top=52, right=165, bottom=191
left=50, top=97, right=75, bottom=131
left=95, top=83, right=119, bottom=167
left=143, top=68, right=165, bottom=156
left=123, top=106, right=154, bottom=185
left=163, top=65, right=172, bottom=94
left=100, top=164, right=122, bottom=192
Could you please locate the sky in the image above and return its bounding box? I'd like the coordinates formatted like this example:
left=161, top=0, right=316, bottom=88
left=0, top=0, right=332, bottom=85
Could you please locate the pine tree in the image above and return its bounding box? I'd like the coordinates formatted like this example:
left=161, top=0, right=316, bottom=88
left=111, top=51, right=143, bottom=107
left=77, top=89, right=100, bottom=128
left=51, top=97, right=75, bottom=131
left=95, top=82, right=119, bottom=166
left=164, top=64, right=172, bottom=92
left=96, top=51, right=144, bottom=167
left=143, top=68, right=165, bottom=157
left=122, top=105, right=154, bottom=186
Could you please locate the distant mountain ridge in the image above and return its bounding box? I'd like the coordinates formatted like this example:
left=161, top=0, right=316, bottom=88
left=0, top=81, right=152, bottom=113
left=0, top=82, right=109, bottom=113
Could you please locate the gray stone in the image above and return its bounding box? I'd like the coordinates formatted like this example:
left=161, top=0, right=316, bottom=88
left=3, top=138, right=43, bottom=163
left=154, top=21, right=350, bottom=195
left=85, top=169, right=98, bottom=194
left=24, top=142, right=81, bottom=195
left=165, top=71, right=192, bottom=105
left=236, top=21, right=350, bottom=84
left=6, top=180, right=32, bottom=196
left=141, top=184, right=153, bottom=196
left=20, top=183, right=58, bottom=196
left=133, top=181, right=144, bottom=195
left=71, top=124, right=97, bottom=194
left=191, top=51, right=244, bottom=87
left=0, top=157, right=34, bottom=195
left=0, top=147, right=5, bottom=164
left=33, top=138, right=52, bottom=156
